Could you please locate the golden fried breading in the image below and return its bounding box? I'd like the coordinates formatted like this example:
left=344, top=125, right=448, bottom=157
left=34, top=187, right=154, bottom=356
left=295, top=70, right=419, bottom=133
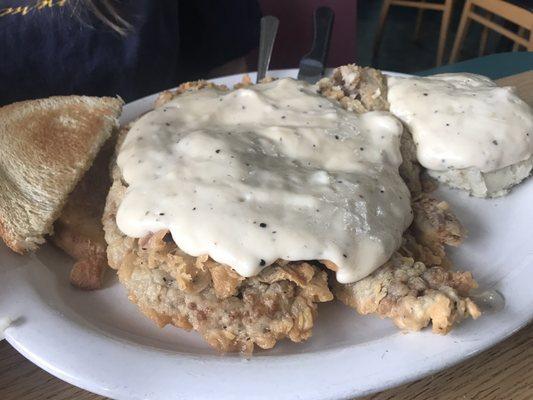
left=318, top=64, right=423, bottom=194
left=52, top=137, right=116, bottom=290
left=155, top=80, right=228, bottom=108
left=321, top=65, right=480, bottom=332
left=332, top=250, right=480, bottom=334
left=331, top=196, right=479, bottom=334
left=105, top=71, right=480, bottom=353
left=155, top=76, right=278, bottom=108
left=412, top=195, right=465, bottom=247
left=106, top=81, right=335, bottom=352
left=103, top=171, right=332, bottom=353
left=317, top=64, right=389, bottom=113
left=399, top=194, right=466, bottom=270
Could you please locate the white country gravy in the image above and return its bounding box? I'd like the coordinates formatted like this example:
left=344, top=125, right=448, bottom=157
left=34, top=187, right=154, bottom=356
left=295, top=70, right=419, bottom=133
left=116, top=78, right=412, bottom=284
left=387, top=73, right=533, bottom=173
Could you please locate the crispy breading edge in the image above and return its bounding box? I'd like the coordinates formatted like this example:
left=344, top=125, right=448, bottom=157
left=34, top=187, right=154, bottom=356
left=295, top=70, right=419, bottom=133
left=103, top=182, right=333, bottom=353
left=103, top=90, right=333, bottom=352
left=52, top=136, right=118, bottom=290
left=319, top=65, right=480, bottom=333
left=105, top=72, right=480, bottom=353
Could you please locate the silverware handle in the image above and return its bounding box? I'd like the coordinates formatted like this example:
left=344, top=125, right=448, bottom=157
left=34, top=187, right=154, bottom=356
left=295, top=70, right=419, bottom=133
left=308, top=7, right=334, bottom=66
left=257, top=16, right=279, bottom=83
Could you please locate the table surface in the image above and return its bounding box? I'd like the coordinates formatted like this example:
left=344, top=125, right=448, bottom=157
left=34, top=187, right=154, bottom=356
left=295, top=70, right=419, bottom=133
left=419, top=51, right=533, bottom=80
left=1, top=71, right=532, bottom=400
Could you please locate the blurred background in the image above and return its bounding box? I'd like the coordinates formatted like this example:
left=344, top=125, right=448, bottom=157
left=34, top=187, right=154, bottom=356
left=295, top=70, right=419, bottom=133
left=1, top=0, right=530, bottom=105
left=250, top=0, right=532, bottom=73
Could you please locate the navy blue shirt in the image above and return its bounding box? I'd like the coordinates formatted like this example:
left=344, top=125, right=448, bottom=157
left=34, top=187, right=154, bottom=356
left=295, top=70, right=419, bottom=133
left=0, top=0, right=261, bottom=105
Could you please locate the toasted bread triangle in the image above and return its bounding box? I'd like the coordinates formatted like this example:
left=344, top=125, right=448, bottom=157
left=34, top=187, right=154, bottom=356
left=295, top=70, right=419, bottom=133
left=0, top=95, right=123, bottom=253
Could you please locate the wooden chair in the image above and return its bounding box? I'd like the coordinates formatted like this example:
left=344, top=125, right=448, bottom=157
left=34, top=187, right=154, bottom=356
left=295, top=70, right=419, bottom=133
left=450, top=0, right=533, bottom=63
left=372, top=0, right=455, bottom=67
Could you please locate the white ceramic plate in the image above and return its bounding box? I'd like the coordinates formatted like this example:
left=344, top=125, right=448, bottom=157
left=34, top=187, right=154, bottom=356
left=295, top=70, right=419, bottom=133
left=1, top=70, right=532, bottom=400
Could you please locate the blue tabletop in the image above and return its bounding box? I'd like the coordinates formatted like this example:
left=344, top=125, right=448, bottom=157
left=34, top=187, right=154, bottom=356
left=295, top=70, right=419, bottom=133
left=417, top=52, right=533, bottom=79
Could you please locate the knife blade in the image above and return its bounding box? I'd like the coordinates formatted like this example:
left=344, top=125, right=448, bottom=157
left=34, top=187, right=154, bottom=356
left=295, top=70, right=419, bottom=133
left=298, top=6, right=335, bottom=84
left=257, top=16, right=280, bottom=83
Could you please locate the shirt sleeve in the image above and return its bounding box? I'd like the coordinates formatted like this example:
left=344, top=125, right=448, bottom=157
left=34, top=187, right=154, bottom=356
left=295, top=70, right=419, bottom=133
left=178, top=0, right=261, bottom=79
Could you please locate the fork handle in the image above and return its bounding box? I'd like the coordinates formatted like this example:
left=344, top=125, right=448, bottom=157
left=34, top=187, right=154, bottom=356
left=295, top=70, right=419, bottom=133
left=307, top=7, right=334, bottom=65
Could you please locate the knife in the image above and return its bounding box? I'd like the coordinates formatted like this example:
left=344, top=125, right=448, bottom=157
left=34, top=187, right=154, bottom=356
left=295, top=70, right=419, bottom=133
left=257, top=16, right=280, bottom=83
left=297, top=7, right=335, bottom=84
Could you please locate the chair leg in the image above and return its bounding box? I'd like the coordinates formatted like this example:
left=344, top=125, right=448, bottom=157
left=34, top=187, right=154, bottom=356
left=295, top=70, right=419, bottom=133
left=372, top=0, right=394, bottom=64
left=479, top=12, right=493, bottom=57
left=449, top=0, right=473, bottom=64
left=436, top=0, right=453, bottom=66
left=413, top=0, right=426, bottom=41
left=513, top=26, right=526, bottom=51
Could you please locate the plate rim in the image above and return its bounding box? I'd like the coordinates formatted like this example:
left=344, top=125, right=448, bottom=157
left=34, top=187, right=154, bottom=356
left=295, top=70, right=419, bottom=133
left=2, top=68, right=532, bottom=400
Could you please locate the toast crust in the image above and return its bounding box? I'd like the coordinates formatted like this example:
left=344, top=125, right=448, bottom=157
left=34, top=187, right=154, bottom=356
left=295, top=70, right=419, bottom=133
left=0, top=96, right=123, bottom=253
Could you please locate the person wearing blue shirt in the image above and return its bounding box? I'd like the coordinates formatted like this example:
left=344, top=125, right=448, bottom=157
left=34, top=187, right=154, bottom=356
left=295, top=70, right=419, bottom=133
left=0, top=0, right=261, bottom=105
